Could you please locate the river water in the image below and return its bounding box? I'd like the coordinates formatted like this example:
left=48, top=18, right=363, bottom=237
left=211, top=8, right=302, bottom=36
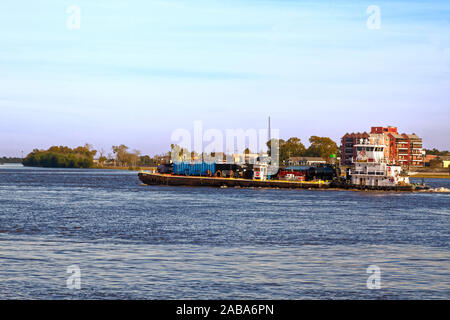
left=0, top=165, right=449, bottom=299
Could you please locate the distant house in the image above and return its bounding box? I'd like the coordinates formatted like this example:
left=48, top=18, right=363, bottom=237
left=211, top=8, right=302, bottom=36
left=288, top=156, right=326, bottom=166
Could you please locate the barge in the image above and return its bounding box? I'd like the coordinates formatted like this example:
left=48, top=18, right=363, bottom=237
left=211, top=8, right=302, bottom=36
left=138, top=139, right=428, bottom=192
left=138, top=172, right=329, bottom=189
left=138, top=172, right=424, bottom=191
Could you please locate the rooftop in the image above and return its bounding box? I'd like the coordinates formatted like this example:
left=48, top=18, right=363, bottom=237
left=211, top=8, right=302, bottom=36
left=405, top=134, right=421, bottom=140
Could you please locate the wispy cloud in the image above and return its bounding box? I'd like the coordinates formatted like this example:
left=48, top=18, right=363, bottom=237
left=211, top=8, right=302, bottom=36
left=0, top=0, right=449, bottom=155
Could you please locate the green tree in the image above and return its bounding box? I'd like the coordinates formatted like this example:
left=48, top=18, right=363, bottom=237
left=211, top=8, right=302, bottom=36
left=138, top=155, right=154, bottom=166
left=306, top=136, right=338, bottom=161
left=266, top=137, right=306, bottom=163
left=99, top=156, right=107, bottom=166
left=112, top=144, right=129, bottom=166
left=283, top=137, right=306, bottom=159
left=22, top=145, right=96, bottom=168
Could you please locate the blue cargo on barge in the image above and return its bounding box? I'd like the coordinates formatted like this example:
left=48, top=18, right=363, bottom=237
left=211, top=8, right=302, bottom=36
left=172, top=162, right=216, bottom=176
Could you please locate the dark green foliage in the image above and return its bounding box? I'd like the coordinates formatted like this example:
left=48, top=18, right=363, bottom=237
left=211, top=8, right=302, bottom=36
left=266, top=137, right=306, bottom=162
left=304, top=136, right=339, bottom=160
left=22, top=145, right=96, bottom=168
left=138, top=155, right=155, bottom=166
left=267, top=136, right=338, bottom=163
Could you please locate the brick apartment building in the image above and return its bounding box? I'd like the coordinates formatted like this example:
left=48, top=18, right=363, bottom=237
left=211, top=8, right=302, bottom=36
left=341, top=132, right=370, bottom=166
left=341, top=126, right=424, bottom=167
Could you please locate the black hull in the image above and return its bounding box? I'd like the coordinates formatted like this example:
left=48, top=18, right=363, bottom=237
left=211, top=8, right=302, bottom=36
left=138, top=173, right=419, bottom=191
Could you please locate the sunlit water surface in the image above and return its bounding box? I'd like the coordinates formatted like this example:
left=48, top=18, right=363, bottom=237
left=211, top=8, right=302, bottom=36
left=0, top=165, right=449, bottom=299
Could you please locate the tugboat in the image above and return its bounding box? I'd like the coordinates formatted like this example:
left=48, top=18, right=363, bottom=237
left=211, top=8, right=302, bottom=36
left=347, top=138, right=413, bottom=190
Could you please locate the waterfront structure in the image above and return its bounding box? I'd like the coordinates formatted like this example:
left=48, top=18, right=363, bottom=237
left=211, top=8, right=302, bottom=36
left=341, top=126, right=424, bottom=167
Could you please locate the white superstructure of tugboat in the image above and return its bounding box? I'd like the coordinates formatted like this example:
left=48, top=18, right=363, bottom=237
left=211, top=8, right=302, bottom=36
left=350, top=138, right=410, bottom=187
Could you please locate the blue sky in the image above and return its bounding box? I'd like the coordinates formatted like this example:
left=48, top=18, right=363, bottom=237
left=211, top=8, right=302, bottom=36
left=0, top=0, right=449, bottom=156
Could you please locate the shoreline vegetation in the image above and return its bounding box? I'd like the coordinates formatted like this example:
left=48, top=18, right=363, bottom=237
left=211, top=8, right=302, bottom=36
left=22, top=145, right=96, bottom=168
left=20, top=144, right=157, bottom=170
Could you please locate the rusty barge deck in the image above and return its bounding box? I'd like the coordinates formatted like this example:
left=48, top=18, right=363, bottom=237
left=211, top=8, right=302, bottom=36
left=138, top=172, right=419, bottom=191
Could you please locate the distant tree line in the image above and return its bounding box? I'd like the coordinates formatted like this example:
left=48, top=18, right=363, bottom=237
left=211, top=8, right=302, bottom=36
left=424, top=148, right=449, bottom=156
left=0, top=157, right=23, bottom=163
left=22, top=144, right=160, bottom=169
